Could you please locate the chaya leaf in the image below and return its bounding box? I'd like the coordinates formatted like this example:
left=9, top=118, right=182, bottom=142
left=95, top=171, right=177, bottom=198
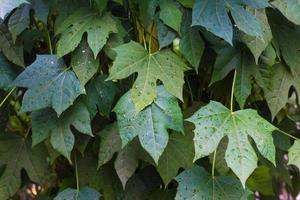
left=97, top=123, right=121, bottom=168
left=8, top=4, right=30, bottom=42
left=54, top=187, right=101, bottom=200
left=159, top=0, right=182, bottom=32
left=157, top=130, right=194, bottom=185
left=240, top=9, right=272, bottom=64
left=14, top=55, right=85, bottom=116
left=175, top=166, right=252, bottom=200
left=55, top=8, right=117, bottom=58
left=187, top=101, right=276, bottom=186
left=85, top=75, right=118, bottom=117
left=31, top=100, right=92, bottom=162
left=192, top=0, right=264, bottom=44
left=114, top=85, right=183, bottom=163
left=0, top=53, right=20, bottom=91
left=71, top=39, right=99, bottom=86
left=155, top=17, right=176, bottom=49
left=0, top=20, right=24, bottom=66
left=288, top=140, right=300, bottom=169
left=114, top=142, right=139, bottom=189
left=0, top=0, right=28, bottom=19
left=210, top=46, right=258, bottom=108
left=0, top=134, right=50, bottom=199
left=263, top=64, right=294, bottom=119
left=271, top=0, right=300, bottom=25
left=108, top=41, right=189, bottom=112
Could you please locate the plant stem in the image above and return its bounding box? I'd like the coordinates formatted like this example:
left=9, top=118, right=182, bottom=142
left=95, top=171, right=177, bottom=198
left=0, top=87, right=16, bottom=108
left=74, top=153, right=80, bottom=192
left=230, top=70, right=237, bottom=112
left=277, top=129, right=300, bottom=141
left=45, top=28, right=53, bottom=55
left=212, top=150, right=217, bottom=177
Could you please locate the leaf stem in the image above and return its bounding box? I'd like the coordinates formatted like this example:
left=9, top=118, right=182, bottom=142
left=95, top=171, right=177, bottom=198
left=230, top=70, right=237, bottom=112
left=45, top=28, right=53, bottom=55
left=212, top=150, right=217, bottom=177
left=74, top=153, right=80, bottom=192
left=0, top=87, right=16, bottom=108
left=277, top=129, right=300, bottom=141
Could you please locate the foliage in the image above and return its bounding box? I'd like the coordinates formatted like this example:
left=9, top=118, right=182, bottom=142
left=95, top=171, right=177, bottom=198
left=0, top=0, right=300, bottom=199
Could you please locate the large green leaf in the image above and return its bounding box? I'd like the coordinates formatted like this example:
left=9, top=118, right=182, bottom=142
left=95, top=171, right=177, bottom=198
left=179, top=27, right=204, bottom=72
left=8, top=4, right=30, bottom=42
left=0, top=134, right=49, bottom=199
left=0, top=20, right=24, bottom=66
left=192, top=0, right=264, bottom=44
left=187, top=101, right=276, bottom=186
left=14, top=55, right=84, bottom=116
left=0, top=53, right=20, bottom=91
left=114, top=86, right=183, bottom=163
left=0, top=0, right=28, bottom=19
left=156, top=18, right=176, bottom=49
left=114, top=143, right=139, bottom=188
left=31, top=100, right=92, bottom=162
left=159, top=0, right=182, bottom=32
left=240, top=9, right=272, bottom=63
left=54, top=187, right=101, bottom=200
left=264, top=64, right=293, bottom=119
left=272, top=0, right=300, bottom=25
left=139, top=0, right=158, bottom=27
left=97, top=123, right=121, bottom=167
left=71, top=39, right=99, bottom=86
left=85, top=75, right=118, bottom=117
left=108, top=41, right=189, bottom=112
left=56, top=8, right=117, bottom=58
left=175, top=166, right=252, bottom=199
left=157, top=131, right=194, bottom=185
left=288, top=141, right=300, bottom=169
left=211, top=47, right=258, bottom=108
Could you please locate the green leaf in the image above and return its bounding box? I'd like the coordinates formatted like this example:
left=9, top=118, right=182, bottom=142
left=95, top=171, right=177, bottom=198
left=246, top=166, right=274, bottom=196
left=242, top=0, right=269, bottom=9
left=159, top=0, right=182, bottom=32
left=54, top=187, right=101, bottom=200
left=139, top=0, right=158, bottom=27
left=98, top=123, right=121, bottom=167
left=177, top=0, right=195, bottom=8
left=288, top=141, right=300, bottom=169
left=8, top=4, right=30, bottom=42
left=108, top=41, right=189, bottom=112
left=0, top=0, right=28, bottom=19
left=93, top=0, right=109, bottom=14
left=156, top=18, right=176, bottom=49
left=208, top=138, right=230, bottom=176
left=240, top=9, right=272, bottom=64
left=187, top=101, right=276, bottom=186
left=14, top=55, right=84, bottom=116
left=71, top=39, right=99, bottom=86
left=179, top=27, right=204, bottom=72
left=175, top=166, right=252, bottom=199
left=56, top=8, right=117, bottom=58
left=85, top=75, right=118, bottom=117
left=263, top=64, right=295, bottom=119
left=192, top=0, right=263, bottom=44
left=211, top=47, right=258, bottom=108
left=157, top=131, right=194, bottom=185
left=0, top=53, right=20, bottom=91
left=114, top=86, right=183, bottom=163
left=115, top=143, right=139, bottom=189
left=31, top=100, right=92, bottom=162
left=29, top=0, right=49, bottom=23
left=0, top=21, right=24, bottom=66
left=0, top=134, right=49, bottom=199
left=272, top=0, right=300, bottom=25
